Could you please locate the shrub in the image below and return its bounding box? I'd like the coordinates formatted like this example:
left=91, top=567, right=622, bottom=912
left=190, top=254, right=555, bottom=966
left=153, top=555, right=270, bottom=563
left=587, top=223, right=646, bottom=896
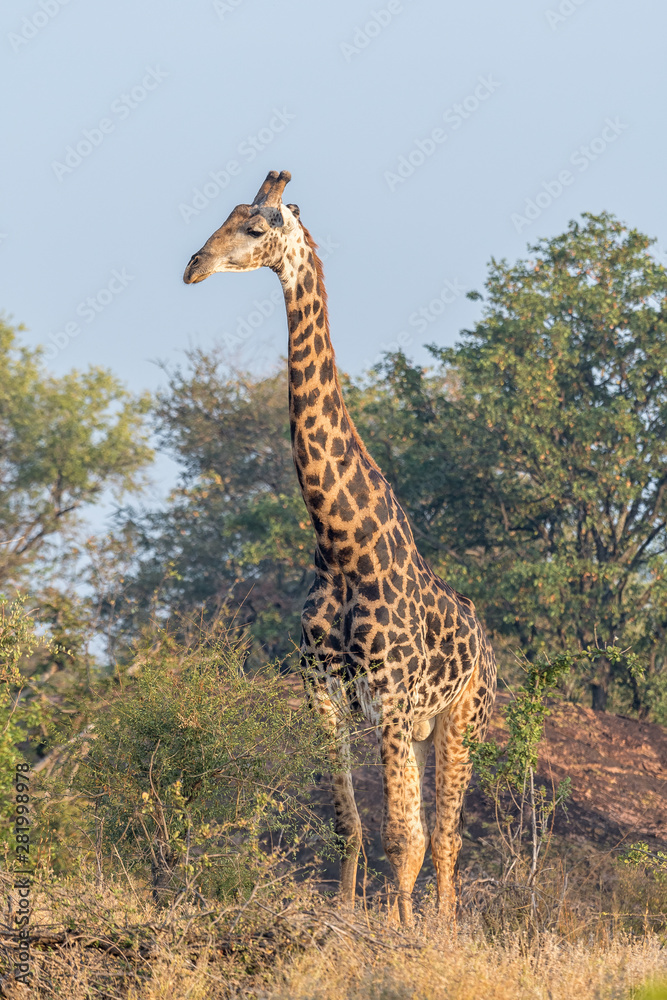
left=464, top=642, right=643, bottom=929
left=68, top=618, right=334, bottom=903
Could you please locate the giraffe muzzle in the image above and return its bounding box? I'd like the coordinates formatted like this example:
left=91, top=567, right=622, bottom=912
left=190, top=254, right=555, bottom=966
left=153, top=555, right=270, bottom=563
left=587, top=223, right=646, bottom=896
left=183, top=253, right=211, bottom=284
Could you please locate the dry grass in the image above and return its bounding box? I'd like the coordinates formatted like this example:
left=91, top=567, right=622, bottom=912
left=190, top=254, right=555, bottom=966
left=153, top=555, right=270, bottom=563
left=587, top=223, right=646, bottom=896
left=269, top=925, right=667, bottom=1000
left=1, top=864, right=667, bottom=1000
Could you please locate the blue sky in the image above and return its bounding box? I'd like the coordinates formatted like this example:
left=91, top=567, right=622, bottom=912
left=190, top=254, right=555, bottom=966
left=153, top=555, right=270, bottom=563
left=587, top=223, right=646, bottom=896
left=2, top=0, right=666, bottom=466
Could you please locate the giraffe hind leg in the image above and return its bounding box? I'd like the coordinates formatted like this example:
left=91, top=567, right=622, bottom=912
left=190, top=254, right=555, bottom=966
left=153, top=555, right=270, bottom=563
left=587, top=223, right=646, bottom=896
left=431, top=656, right=494, bottom=922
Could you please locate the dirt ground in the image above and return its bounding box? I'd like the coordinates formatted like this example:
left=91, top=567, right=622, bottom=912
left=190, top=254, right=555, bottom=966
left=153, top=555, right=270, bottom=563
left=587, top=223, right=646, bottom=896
left=529, top=696, right=667, bottom=843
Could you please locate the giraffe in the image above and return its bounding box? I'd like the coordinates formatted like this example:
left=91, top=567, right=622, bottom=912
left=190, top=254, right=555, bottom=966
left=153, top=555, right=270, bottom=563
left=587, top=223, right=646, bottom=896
left=183, top=170, right=497, bottom=924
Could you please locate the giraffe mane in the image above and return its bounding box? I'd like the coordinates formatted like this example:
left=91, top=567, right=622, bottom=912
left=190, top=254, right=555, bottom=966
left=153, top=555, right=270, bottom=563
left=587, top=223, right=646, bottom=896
left=298, top=223, right=383, bottom=476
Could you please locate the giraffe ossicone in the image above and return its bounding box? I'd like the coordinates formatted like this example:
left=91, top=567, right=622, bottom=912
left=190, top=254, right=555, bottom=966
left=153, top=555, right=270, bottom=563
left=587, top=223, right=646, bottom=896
left=184, top=169, right=497, bottom=925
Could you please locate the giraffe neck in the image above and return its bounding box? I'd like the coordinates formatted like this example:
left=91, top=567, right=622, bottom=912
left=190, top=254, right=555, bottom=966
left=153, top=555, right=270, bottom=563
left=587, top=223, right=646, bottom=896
left=275, top=225, right=383, bottom=562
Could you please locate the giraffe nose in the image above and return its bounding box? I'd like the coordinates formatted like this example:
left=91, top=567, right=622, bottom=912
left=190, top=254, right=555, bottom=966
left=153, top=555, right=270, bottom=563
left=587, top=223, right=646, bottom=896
left=183, top=253, right=204, bottom=284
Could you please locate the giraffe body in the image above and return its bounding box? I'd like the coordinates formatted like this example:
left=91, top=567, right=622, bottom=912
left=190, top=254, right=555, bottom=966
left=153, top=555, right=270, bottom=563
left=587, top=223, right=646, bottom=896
left=184, top=171, right=497, bottom=923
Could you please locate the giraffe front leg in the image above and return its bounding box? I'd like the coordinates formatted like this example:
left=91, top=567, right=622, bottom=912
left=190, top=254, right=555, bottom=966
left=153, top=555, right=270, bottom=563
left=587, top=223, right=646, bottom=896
left=380, top=716, right=432, bottom=925
left=307, top=677, right=362, bottom=907
left=332, top=726, right=363, bottom=905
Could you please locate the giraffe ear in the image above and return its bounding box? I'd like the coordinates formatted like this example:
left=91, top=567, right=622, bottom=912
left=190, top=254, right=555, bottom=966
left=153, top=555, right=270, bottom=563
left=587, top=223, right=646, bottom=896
left=287, top=203, right=300, bottom=219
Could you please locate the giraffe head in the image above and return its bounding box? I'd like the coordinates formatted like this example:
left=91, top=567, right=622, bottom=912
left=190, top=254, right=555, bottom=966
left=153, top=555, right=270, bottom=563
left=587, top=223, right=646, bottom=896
left=183, top=170, right=300, bottom=284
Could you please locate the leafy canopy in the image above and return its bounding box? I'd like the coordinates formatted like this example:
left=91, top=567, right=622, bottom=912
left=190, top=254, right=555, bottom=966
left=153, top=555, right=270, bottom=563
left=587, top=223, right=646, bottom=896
left=0, top=320, right=152, bottom=587
left=352, top=213, right=667, bottom=716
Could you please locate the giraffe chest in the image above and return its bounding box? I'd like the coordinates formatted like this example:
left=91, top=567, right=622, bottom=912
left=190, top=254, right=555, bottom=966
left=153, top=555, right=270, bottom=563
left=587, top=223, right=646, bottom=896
left=303, top=560, right=482, bottom=720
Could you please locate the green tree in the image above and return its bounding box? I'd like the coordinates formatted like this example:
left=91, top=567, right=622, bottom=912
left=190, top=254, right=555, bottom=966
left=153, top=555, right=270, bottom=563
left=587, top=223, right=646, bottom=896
left=113, top=351, right=312, bottom=660
left=69, top=619, right=332, bottom=903
left=0, top=319, right=152, bottom=587
left=353, top=213, right=667, bottom=717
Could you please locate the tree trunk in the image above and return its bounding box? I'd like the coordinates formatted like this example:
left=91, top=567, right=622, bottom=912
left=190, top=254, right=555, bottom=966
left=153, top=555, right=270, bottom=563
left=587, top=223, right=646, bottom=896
left=151, top=840, right=178, bottom=906
left=590, top=682, right=608, bottom=712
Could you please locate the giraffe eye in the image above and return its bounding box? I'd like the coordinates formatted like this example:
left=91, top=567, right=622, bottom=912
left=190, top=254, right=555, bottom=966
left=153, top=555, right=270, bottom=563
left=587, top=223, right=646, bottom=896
left=247, top=226, right=265, bottom=238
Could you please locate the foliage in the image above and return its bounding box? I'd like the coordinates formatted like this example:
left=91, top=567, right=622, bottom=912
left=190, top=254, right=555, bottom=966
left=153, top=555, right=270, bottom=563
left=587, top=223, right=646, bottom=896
left=111, top=352, right=312, bottom=660
left=465, top=649, right=571, bottom=895
left=0, top=595, right=53, bottom=854
left=353, top=213, right=667, bottom=716
left=69, top=617, right=334, bottom=902
left=465, top=641, right=643, bottom=917
left=620, top=842, right=667, bottom=884
left=468, top=643, right=642, bottom=790
left=0, top=318, right=152, bottom=588
left=0, top=593, right=42, bottom=685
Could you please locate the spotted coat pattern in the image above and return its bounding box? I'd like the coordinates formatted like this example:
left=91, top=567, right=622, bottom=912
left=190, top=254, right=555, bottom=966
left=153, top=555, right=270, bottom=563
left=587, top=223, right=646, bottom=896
left=183, top=172, right=497, bottom=925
